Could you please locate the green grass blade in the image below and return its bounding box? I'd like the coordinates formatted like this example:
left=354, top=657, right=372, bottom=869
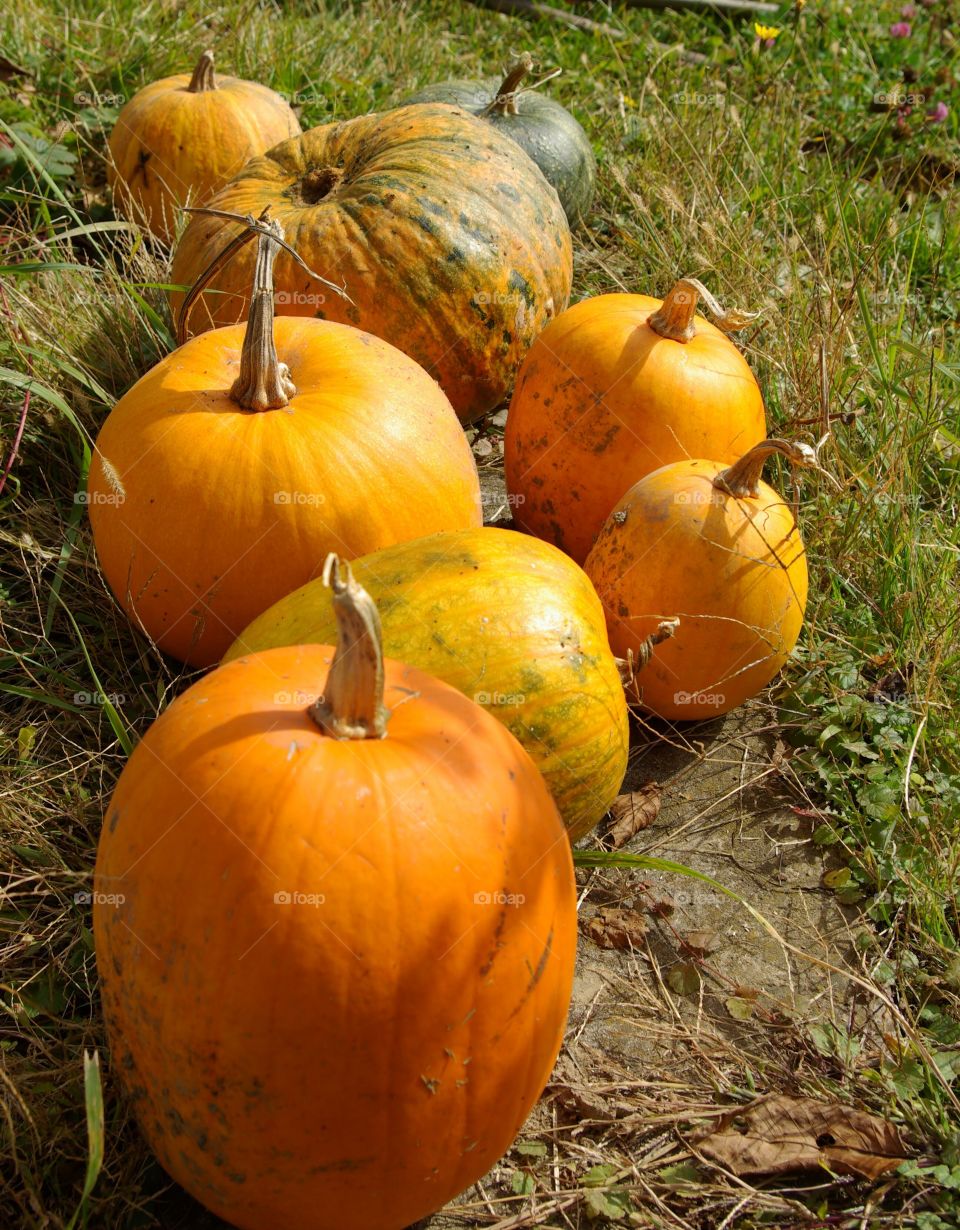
left=65, top=1050, right=105, bottom=1230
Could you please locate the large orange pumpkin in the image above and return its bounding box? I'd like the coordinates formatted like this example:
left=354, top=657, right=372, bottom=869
left=224, top=527, right=629, bottom=840
left=108, top=50, right=300, bottom=243
left=94, top=558, right=576, bottom=1230
left=504, top=278, right=767, bottom=563
left=87, top=220, right=480, bottom=667
left=584, top=440, right=811, bottom=721
left=169, top=102, right=573, bottom=423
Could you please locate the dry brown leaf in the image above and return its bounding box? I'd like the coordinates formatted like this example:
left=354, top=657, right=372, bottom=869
left=607, top=782, right=661, bottom=848
left=695, top=1095, right=909, bottom=1181
left=585, top=907, right=647, bottom=951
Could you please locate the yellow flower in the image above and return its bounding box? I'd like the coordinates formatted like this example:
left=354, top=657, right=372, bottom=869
left=754, top=23, right=782, bottom=39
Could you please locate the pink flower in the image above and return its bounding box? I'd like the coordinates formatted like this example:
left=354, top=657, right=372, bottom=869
left=927, top=101, right=949, bottom=122
left=890, top=20, right=912, bottom=35
left=901, top=3, right=916, bottom=13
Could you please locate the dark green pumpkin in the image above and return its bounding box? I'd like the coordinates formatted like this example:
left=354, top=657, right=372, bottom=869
left=405, top=54, right=596, bottom=225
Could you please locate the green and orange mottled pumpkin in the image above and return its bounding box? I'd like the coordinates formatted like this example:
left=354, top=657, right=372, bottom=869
left=95, top=559, right=576, bottom=1230
left=108, top=49, right=300, bottom=243
left=170, top=102, right=573, bottom=423
left=226, top=528, right=629, bottom=841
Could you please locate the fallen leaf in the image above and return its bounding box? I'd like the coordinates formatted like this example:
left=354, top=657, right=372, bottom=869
left=695, top=1095, right=909, bottom=1180
left=606, top=782, right=661, bottom=848
left=552, top=1082, right=617, bottom=1122
left=666, top=962, right=701, bottom=996
left=725, top=996, right=756, bottom=1021
left=680, top=929, right=720, bottom=958
left=585, top=907, right=646, bottom=951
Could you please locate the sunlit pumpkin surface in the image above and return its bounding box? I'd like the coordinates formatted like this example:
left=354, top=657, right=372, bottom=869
left=585, top=457, right=808, bottom=721
left=94, top=645, right=576, bottom=1230
left=169, top=103, right=573, bottom=423
left=505, top=292, right=767, bottom=563
left=225, top=527, right=629, bottom=839
left=87, top=318, right=481, bottom=667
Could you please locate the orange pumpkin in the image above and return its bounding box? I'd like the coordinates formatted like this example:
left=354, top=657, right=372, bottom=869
left=169, top=102, right=573, bottom=423
left=108, top=50, right=300, bottom=244
left=224, top=527, right=629, bottom=839
left=87, top=220, right=480, bottom=667
left=584, top=440, right=811, bottom=721
left=505, top=278, right=767, bottom=563
left=94, top=557, right=576, bottom=1230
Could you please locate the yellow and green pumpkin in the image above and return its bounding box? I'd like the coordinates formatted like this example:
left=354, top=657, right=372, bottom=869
left=226, top=528, right=628, bottom=841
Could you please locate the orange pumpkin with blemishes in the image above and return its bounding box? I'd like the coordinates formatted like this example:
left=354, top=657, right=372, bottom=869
left=505, top=278, right=767, bottom=563
left=108, top=50, right=300, bottom=244
left=584, top=440, right=810, bottom=721
left=94, top=559, right=576, bottom=1230
left=169, top=103, right=573, bottom=423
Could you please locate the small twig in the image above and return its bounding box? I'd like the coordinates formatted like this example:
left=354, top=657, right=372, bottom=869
left=0, top=385, right=29, bottom=499
left=176, top=205, right=352, bottom=344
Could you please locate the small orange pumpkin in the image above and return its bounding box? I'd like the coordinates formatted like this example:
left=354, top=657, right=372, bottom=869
left=585, top=440, right=811, bottom=721
left=87, top=219, right=480, bottom=666
left=94, top=557, right=576, bottom=1230
left=505, top=278, right=767, bottom=563
left=108, top=50, right=300, bottom=244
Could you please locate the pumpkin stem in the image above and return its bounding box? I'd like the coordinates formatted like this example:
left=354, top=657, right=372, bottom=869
left=647, top=277, right=760, bottom=344
left=229, top=218, right=297, bottom=412
left=187, top=50, right=217, bottom=93
left=309, top=555, right=390, bottom=740
left=486, top=53, right=534, bottom=116
left=714, top=438, right=818, bottom=499
left=617, top=618, right=679, bottom=688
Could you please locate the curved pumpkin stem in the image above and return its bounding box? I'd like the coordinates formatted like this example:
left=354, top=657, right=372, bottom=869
left=713, top=438, right=817, bottom=499
left=617, top=617, right=679, bottom=688
left=486, top=53, right=534, bottom=116
left=187, top=50, right=217, bottom=93
left=647, top=277, right=760, bottom=344
left=309, top=555, right=390, bottom=740
left=229, top=218, right=297, bottom=412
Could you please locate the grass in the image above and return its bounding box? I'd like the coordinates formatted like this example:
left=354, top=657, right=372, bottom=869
left=1, top=0, right=958, bottom=1225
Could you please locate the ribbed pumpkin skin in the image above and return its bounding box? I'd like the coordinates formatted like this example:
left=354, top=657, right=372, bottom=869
left=87, top=319, right=481, bottom=667
left=170, top=103, right=573, bottom=423
left=94, top=645, right=576, bottom=1230
left=584, top=459, right=808, bottom=721
left=505, top=293, right=767, bottom=563
left=108, top=72, right=300, bottom=243
left=224, top=528, right=628, bottom=840
left=404, top=79, right=596, bottom=224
